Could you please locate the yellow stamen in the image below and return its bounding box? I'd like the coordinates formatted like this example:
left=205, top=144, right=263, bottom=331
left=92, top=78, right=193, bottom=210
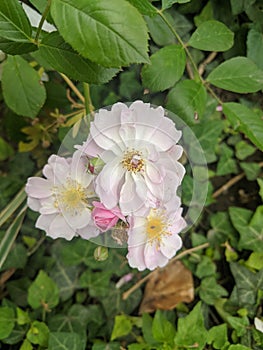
left=146, top=210, right=170, bottom=243
left=122, top=150, right=144, bottom=173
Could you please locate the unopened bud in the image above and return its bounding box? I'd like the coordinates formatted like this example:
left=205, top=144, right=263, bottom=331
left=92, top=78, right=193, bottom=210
left=94, top=246, right=108, bottom=261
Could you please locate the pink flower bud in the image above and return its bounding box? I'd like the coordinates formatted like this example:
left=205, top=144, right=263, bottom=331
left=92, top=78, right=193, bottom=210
left=92, top=201, right=125, bottom=232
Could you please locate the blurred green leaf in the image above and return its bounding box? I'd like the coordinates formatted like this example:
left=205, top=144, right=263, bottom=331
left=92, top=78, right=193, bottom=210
left=257, top=178, right=263, bottom=201
left=207, top=324, right=229, bottom=349
left=26, top=321, right=49, bottom=347
left=240, top=162, right=261, bottom=181
left=2, top=56, right=46, bottom=118
left=247, top=27, right=263, bottom=69
left=0, top=0, right=32, bottom=42
left=20, top=339, right=33, bottom=350
left=111, top=315, right=133, bottom=341
left=189, top=20, right=234, bottom=51
left=51, top=0, right=149, bottom=67
left=227, top=316, right=250, bottom=337
left=167, top=79, right=207, bottom=125
left=28, top=270, right=59, bottom=310
left=235, top=140, right=255, bottom=160
left=0, top=37, right=36, bottom=55
left=152, top=310, right=175, bottom=344
left=0, top=307, right=15, bottom=340
left=199, top=277, right=228, bottom=305
left=0, top=136, right=13, bottom=160
left=223, top=102, right=263, bottom=151
left=162, top=0, right=191, bottom=10
left=79, top=270, right=111, bottom=297
left=174, top=302, right=207, bottom=350
left=142, top=45, right=186, bottom=92
left=245, top=252, right=263, bottom=270
left=48, top=332, right=85, bottom=350
left=39, top=32, right=119, bottom=84
left=207, top=57, right=263, bottom=93
left=216, top=144, right=238, bottom=176
left=0, top=205, right=26, bottom=270
left=196, top=256, right=216, bottom=278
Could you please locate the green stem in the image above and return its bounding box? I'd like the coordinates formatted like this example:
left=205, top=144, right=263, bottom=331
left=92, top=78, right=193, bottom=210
left=34, top=0, right=52, bottom=43
left=157, top=10, right=223, bottom=105
left=83, top=82, right=94, bottom=128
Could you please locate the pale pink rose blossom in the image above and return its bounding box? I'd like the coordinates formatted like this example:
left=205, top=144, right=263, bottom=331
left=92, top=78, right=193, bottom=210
left=25, top=150, right=99, bottom=240
left=76, top=101, right=185, bottom=216
left=92, top=201, right=126, bottom=232
left=126, top=198, right=186, bottom=271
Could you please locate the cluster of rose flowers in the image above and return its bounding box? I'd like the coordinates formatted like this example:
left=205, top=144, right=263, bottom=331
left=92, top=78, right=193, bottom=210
left=25, top=101, right=187, bottom=271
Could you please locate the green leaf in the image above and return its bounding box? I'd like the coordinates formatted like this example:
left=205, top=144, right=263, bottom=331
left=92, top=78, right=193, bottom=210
left=166, top=79, right=207, bottom=125
left=235, top=140, right=255, bottom=160
left=0, top=206, right=26, bottom=270
left=1, top=243, right=27, bottom=271
left=207, top=324, right=229, bottom=349
left=0, top=186, right=26, bottom=229
left=227, top=316, right=250, bottom=337
left=111, top=315, right=133, bottom=341
left=28, top=270, right=59, bottom=310
left=209, top=211, right=237, bottom=245
left=199, top=277, right=228, bottom=305
left=223, top=102, right=263, bottom=151
left=194, top=2, right=213, bottom=27
left=26, top=321, right=49, bottom=347
left=0, top=307, right=15, bottom=340
left=20, top=339, right=33, bottom=350
left=16, top=307, right=31, bottom=326
left=152, top=310, right=175, bottom=344
left=162, top=0, right=191, bottom=10
left=189, top=20, right=234, bottom=51
left=0, top=0, right=32, bottom=42
left=128, top=0, right=157, bottom=16
left=228, top=345, right=251, bottom=350
left=0, top=37, right=36, bottom=55
left=207, top=57, right=263, bottom=93
left=247, top=27, right=263, bottom=70
left=39, top=32, right=119, bottom=84
left=245, top=252, right=263, bottom=270
left=142, top=45, right=186, bottom=92
left=229, top=206, right=263, bottom=252
left=240, top=162, right=261, bottom=181
left=229, top=262, right=260, bottom=315
left=50, top=0, right=149, bottom=67
left=50, top=261, right=79, bottom=301
left=257, top=178, right=263, bottom=201
left=174, top=302, right=208, bottom=350
left=79, top=270, right=111, bottom=297
left=0, top=136, right=13, bottom=161
left=48, top=332, right=85, bottom=350
left=2, top=56, right=46, bottom=118
left=216, top=144, right=238, bottom=176
left=196, top=256, right=216, bottom=278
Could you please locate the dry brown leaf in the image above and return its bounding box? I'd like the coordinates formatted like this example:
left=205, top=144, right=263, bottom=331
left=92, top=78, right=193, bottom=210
left=139, top=260, right=194, bottom=314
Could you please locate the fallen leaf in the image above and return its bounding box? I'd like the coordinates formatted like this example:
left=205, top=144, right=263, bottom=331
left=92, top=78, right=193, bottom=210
left=139, top=260, right=194, bottom=314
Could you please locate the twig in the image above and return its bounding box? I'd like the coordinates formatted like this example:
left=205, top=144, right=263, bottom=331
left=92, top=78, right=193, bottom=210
left=60, top=73, right=85, bottom=103
left=122, top=242, right=209, bottom=300
left=83, top=82, right=95, bottom=129
left=198, top=51, right=218, bottom=76
left=186, top=61, right=194, bottom=80
left=213, top=161, right=263, bottom=199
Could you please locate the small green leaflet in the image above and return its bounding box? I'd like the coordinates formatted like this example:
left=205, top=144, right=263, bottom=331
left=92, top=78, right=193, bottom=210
left=189, top=20, right=234, bottom=51
left=2, top=56, right=46, bottom=118
left=48, top=332, right=85, bottom=350
left=142, top=45, right=186, bottom=92
left=128, top=0, right=157, bottom=16
left=0, top=307, right=15, bottom=340
left=162, top=0, right=191, bottom=11
left=207, top=57, right=263, bottom=93
left=0, top=0, right=32, bottom=42
left=223, top=102, right=263, bottom=151
left=51, top=0, right=149, bottom=67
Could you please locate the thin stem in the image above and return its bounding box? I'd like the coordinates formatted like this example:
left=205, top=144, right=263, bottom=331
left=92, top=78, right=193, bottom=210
left=122, top=242, right=209, bottom=300
left=213, top=161, right=263, bottom=199
left=60, top=73, right=85, bottom=103
left=157, top=10, right=223, bottom=105
left=157, top=10, right=200, bottom=81
left=34, top=0, right=52, bottom=43
left=83, top=82, right=95, bottom=128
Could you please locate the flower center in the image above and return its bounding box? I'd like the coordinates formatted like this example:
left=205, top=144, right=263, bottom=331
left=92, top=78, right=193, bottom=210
left=54, top=179, right=87, bottom=214
left=146, top=211, right=169, bottom=242
left=122, top=150, right=144, bottom=173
